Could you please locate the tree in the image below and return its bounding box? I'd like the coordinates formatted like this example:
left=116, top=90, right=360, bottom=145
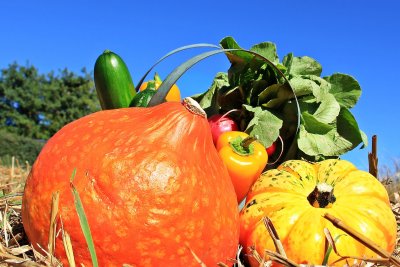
left=0, top=63, right=43, bottom=138
left=41, top=67, right=101, bottom=138
left=0, top=63, right=100, bottom=140
left=0, top=129, right=44, bottom=164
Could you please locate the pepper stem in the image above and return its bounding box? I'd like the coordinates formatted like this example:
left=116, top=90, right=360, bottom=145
left=241, top=136, right=258, bottom=149
left=229, top=136, right=257, bottom=156
left=307, top=183, right=336, bottom=208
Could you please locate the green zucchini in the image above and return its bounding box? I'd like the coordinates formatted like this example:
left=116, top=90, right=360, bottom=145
left=94, top=50, right=135, bottom=110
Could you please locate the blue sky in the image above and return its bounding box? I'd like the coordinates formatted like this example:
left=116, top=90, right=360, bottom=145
left=1, top=1, right=399, bottom=171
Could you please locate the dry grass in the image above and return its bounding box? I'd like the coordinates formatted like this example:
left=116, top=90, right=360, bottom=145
left=0, top=157, right=58, bottom=266
left=380, top=160, right=400, bottom=202
left=1, top=157, right=400, bottom=267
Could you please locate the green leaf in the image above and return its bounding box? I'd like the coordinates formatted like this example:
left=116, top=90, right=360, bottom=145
left=297, top=125, right=353, bottom=157
left=324, top=73, right=361, bottom=109
left=301, top=112, right=334, bottom=134
left=70, top=169, right=99, bottom=267
left=228, top=62, right=258, bottom=88
left=302, top=75, right=331, bottom=102
left=313, top=93, right=340, bottom=124
left=247, top=79, right=269, bottom=106
left=243, top=105, right=283, bottom=147
left=191, top=72, right=228, bottom=115
left=297, top=100, right=365, bottom=158
left=287, top=76, right=318, bottom=97
left=279, top=99, right=301, bottom=141
left=221, top=37, right=281, bottom=87
left=250, top=42, right=279, bottom=64
left=219, top=36, right=253, bottom=63
left=283, top=53, right=322, bottom=76
left=291, top=76, right=338, bottom=123
left=218, top=86, right=245, bottom=111
left=337, top=107, right=367, bottom=148
left=259, top=82, right=294, bottom=109
left=360, top=130, right=368, bottom=148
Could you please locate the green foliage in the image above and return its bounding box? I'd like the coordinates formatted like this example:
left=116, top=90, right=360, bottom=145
left=192, top=36, right=366, bottom=163
left=0, top=62, right=100, bottom=162
left=0, top=63, right=101, bottom=140
left=0, top=130, right=44, bottom=164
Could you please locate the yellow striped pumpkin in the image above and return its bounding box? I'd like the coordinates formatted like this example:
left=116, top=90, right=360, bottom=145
left=240, top=159, right=396, bottom=266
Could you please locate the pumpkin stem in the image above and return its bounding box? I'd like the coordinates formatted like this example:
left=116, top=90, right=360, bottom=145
left=182, top=97, right=207, bottom=118
left=307, top=183, right=336, bottom=208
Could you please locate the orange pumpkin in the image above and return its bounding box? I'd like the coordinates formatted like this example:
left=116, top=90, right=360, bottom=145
left=240, top=159, right=397, bottom=266
left=22, top=98, right=239, bottom=266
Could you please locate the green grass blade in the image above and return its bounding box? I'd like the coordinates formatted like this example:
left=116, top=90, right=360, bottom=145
left=135, top=43, right=220, bottom=91
left=70, top=168, right=77, bottom=182
left=322, top=233, right=345, bottom=265
left=322, top=243, right=334, bottom=265
left=70, top=169, right=99, bottom=267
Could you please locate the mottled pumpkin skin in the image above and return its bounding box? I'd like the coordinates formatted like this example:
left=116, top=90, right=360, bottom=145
left=22, top=101, right=239, bottom=266
left=240, top=159, right=396, bottom=266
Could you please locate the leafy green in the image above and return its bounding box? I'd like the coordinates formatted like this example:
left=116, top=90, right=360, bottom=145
left=259, top=82, right=294, bottom=109
left=191, top=36, right=366, bottom=163
left=313, top=93, right=341, bottom=124
left=283, top=53, right=322, bottom=76
left=337, top=107, right=368, bottom=148
left=250, top=42, right=279, bottom=64
left=287, top=76, right=318, bottom=97
left=298, top=125, right=354, bottom=157
left=243, top=105, right=282, bottom=147
left=301, top=112, right=333, bottom=134
left=324, top=73, right=362, bottom=109
left=191, top=72, right=228, bottom=115
left=219, top=36, right=253, bottom=63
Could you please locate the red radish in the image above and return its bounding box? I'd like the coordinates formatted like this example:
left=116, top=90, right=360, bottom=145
left=266, top=141, right=277, bottom=156
left=208, top=113, right=239, bottom=145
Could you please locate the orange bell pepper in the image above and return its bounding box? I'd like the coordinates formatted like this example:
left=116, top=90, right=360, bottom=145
left=216, top=131, right=268, bottom=204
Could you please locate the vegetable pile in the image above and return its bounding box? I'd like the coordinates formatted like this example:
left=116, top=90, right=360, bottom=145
left=18, top=36, right=398, bottom=267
